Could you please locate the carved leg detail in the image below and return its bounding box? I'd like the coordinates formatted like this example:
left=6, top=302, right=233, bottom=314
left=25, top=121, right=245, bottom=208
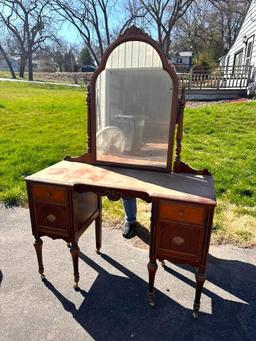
left=33, top=237, right=45, bottom=279
left=193, top=271, right=206, bottom=319
left=95, top=211, right=102, bottom=254
left=70, top=243, right=80, bottom=289
left=147, top=261, right=158, bottom=307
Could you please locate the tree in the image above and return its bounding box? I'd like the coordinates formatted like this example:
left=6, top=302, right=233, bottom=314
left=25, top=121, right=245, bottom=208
left=63, top=50, right=77, bottom=72
left=209, top=0, right=251, bottom=50
left=0, top=26, right=16, bottom=79
left=135, top=0, right=195, bottom=57
left=78, top=47, right=94, bottom=67
left=52, top=0, right=143, bottom=65
left=0, top=0, right=54, bottom=80
left=171, top=0, right=250, bottom=66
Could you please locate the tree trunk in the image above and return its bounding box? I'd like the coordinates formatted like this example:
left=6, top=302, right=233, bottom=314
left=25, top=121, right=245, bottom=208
left=28, top=50, right=33, bottom=81
left=19, top=56, right=26, bottom=78
left=19, top=52, right=28, bottom=78
left=0, top=44, right=16, bottom=79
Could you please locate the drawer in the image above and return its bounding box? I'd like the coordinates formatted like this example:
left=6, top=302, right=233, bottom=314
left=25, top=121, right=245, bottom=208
left=32, top=184, right=67, bottom=204
left=156, top=221, right=204, bottom=262
left=159, top=201, right=204, bottom=225
left=35, top=202, right=70, bottom=231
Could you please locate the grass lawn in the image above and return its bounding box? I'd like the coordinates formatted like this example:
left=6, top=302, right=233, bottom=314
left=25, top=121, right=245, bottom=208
left=0, top=81, right=255, bottom=246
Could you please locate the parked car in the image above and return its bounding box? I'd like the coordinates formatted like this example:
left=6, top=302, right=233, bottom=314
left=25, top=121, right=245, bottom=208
left=81, top=65, right=96, bottom=72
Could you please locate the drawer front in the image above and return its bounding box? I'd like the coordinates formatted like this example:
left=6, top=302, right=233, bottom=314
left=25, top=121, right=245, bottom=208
left=156, top=221, right=204, bottom=262
left=35, top=202, right=70, bottom=231
left=32, top=184, right=67, bottom=204
left=159, top=201, right=204, bottom=225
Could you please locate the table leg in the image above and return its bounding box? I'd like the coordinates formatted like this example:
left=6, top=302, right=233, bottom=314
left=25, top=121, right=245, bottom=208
left=193, top=270, right=206, bottom=319
left=95, top=198, right=102, bottom=254
left=147, top=260, right=158, bottom=307
left=34, top=237, right=45, bottom=279
left=70, top=243, right=80, bottom=289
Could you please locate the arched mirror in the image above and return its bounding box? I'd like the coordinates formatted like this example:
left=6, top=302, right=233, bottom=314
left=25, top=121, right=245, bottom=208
left=88, top=26, right=178, bottom=172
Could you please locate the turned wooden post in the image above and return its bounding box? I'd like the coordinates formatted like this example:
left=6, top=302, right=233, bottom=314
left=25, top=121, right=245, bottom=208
left=86, top=84, right=92, bottom=154
left=147, top=260, right=158, bottom=307
left=70, top=243, right=80, bottom=289
left=34, top=237, right=45, bottom=279
left=193, top=270, right=206, bottom=319
left=147, top=200, right=158, bottom=307
left=95, top=196, right=102, bottom=254
left=173, top=87, right=186, bottom=173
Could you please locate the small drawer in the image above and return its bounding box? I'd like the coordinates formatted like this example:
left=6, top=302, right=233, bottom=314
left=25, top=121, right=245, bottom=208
left=32, top=184, right=67, bottom=204
left=156, top=221, right=204, bottom=261
left=159, top=201, right=204, bottom=225
left=35, top=202, right=69, bottom=230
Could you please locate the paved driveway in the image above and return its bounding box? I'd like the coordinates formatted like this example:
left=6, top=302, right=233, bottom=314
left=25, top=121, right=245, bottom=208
left=0, top=207, right=255, bottom=341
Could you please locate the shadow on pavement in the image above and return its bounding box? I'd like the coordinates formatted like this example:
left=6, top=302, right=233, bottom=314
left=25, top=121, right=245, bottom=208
left=43, top=251, right=256, bottom=341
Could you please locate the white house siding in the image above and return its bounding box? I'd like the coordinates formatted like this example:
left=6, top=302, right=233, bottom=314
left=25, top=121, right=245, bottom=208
left=225, top=0, right=256, bottom=78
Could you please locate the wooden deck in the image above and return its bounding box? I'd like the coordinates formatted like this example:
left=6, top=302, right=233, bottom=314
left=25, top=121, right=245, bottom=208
left=178, top=65, right=253, bottom=91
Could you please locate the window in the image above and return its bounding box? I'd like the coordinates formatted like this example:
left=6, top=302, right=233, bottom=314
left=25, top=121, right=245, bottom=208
left=245, top=36, right=254, bottom=70
left=233, top=49, right=243, bottom=75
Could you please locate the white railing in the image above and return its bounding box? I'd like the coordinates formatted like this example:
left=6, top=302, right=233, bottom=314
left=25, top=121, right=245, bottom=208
left=178, top=65, right=253, bottom=90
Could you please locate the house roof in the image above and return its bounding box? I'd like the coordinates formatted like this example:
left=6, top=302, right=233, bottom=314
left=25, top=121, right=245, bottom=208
left=179, top=51, right=193, bottom=57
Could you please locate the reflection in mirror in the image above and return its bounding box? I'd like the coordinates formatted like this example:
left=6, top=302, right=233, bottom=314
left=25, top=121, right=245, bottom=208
left=106, top=41, right=162, bottom=69
left=96, top=41, right=173, bottom=168
left=96, top=69, right=173, bottom=167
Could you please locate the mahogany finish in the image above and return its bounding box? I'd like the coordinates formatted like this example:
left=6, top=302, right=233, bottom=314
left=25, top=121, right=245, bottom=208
left=26, top=26, right=216, bottom=319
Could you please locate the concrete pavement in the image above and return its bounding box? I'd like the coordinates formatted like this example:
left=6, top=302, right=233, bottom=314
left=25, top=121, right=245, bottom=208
left=0, top=207, right=255, bottom=341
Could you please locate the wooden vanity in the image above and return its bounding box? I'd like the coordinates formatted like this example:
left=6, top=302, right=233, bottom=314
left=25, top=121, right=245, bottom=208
left=26, top=26, right=216, bottom=319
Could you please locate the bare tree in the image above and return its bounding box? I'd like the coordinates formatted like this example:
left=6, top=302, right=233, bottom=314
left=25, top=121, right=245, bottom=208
left=209, top=0, right=251, bottom=49
left=52, top=0, right=144, bottom=65
left=134, top=0, right=194, bottom=56
left=0, top=0, right=54, bottom=80
left=0, top=25, right=16, bottom=79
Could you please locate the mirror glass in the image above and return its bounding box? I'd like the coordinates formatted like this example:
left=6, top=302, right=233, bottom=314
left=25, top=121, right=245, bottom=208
left=96, top=41, right=174, bottom=168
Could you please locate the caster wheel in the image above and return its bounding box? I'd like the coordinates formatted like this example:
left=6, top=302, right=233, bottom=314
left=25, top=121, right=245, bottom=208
left=192, top=311, right=199, bottom=320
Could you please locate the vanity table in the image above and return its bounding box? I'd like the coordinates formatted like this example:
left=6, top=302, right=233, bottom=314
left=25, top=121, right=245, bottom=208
left=26, top=26, right=216, bottom=319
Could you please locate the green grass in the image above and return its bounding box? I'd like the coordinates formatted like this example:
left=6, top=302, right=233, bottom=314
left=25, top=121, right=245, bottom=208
left=0, top=81, right=255, bottom=246
left=0, top=82, right=86, bottom=205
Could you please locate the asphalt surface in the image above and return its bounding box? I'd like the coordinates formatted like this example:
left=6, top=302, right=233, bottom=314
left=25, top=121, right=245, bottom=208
left=0, top=207, right=255, bottom=341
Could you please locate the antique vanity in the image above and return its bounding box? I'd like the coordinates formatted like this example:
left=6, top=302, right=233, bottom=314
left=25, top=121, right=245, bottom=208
left=26, top=26, right=216, bottom=319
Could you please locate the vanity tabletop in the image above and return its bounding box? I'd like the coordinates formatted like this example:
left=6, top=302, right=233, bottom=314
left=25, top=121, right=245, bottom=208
left=26, top=160, right=216, bottom=206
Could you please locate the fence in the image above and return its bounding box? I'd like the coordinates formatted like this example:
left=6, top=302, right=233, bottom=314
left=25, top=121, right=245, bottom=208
left=178, top=65, right=253, bottom=90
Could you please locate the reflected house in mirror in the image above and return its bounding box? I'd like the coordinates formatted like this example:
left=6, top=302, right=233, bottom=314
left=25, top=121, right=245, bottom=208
left=67, top=26, right=179, bottom=172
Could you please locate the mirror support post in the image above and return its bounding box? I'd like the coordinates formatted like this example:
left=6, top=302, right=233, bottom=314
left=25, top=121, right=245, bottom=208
left=173, top=87, right=186, bottom=173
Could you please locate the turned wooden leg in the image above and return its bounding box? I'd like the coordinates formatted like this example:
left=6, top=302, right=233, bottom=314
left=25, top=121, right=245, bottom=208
left=147, top=260, right=158, bottom=307
left=95, top=213, right=102, bottom=254
left=70, top=243, right=80, bottom=289
left=193, top=271, right=206, bottom=319
left=33, top=237, right=45, bottom=279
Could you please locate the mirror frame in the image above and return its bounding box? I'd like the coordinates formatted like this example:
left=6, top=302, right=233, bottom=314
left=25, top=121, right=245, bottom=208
left=77, top=26, right=178, bottom=172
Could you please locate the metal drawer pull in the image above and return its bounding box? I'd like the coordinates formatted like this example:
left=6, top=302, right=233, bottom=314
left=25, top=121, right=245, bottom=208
left=45, top=191, right=52, bottom=198
left=173, top=236, right=184, bottom=246
left=46, top=214, right=56, bottom=223
left=178, top=210, right=184, bottom=217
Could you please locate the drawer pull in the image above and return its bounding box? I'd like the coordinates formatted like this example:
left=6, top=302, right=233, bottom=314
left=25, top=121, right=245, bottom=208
left=45, top=191, right=52, bottom=198
left=172, top=236, right=184, bottom=246
left=178, top=210, right=184, bottom=217
left=46, top=214, right=56, bottom=223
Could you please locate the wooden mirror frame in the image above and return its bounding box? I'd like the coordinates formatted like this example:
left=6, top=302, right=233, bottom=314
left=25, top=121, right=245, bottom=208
left=67, top=26, right=179, bottom=172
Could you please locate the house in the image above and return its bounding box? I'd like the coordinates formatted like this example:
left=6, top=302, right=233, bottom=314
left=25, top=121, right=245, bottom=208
left=171, top=51, right=193, bottom=72
left=222, top=0, right=256, bottom=87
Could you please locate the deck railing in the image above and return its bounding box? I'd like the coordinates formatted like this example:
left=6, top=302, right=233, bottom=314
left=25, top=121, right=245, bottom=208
left=178, top=65, right=253, bottom=90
